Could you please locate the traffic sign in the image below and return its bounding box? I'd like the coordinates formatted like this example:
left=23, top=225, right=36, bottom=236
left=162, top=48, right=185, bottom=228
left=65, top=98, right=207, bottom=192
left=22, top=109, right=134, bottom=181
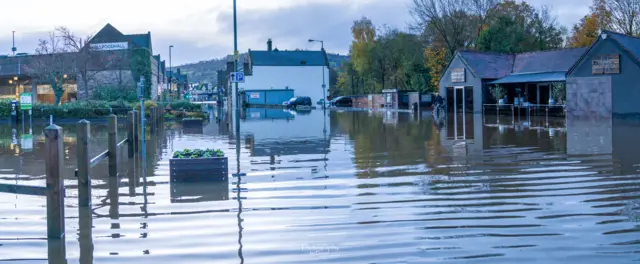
left=20, top=93, right=32, bottom=110
left=230, top=72, right=245, bottom=83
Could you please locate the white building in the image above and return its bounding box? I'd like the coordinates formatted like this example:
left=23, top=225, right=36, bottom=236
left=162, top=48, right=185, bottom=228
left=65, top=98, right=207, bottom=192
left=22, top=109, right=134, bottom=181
left=240, top=39, right=330, bottom=105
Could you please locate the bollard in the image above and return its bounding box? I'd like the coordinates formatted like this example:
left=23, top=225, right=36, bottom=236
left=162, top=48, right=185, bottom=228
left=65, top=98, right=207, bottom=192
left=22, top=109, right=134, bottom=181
left=108, top=115, right=118, bottom=178
left=132, top=110, right=139, bottom=152
left=45, top=124, right=65, bottom=239
left=127, top=111, right=134, bottom=158
left=77, top=120, right=91, bottom=207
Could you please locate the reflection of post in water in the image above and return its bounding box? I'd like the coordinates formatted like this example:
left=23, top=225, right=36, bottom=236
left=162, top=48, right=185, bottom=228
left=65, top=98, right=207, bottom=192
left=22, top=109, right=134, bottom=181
left=47, top=237, right=67, bottom=264
left=78, top=207, right=93, bottom=264
left=108, top=175, right=120, bottom=220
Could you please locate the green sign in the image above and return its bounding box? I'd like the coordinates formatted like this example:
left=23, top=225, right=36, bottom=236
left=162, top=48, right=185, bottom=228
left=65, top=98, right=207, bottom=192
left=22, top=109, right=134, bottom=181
left=20, top=93, right=32, bottom=110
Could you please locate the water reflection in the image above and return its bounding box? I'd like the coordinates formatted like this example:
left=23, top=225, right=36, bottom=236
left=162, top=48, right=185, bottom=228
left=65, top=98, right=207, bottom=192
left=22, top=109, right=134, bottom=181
left=3, top=110, right=640, bottom=263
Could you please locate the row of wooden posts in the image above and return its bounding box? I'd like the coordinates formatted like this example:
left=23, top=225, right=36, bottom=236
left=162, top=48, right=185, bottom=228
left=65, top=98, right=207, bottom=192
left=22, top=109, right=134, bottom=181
left=46, top=106, right=164, bottom=239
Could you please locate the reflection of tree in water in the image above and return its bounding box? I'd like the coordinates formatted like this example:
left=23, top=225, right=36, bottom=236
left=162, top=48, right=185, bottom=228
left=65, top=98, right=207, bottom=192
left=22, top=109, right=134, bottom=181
left=332, top=111, right=438, bottom=178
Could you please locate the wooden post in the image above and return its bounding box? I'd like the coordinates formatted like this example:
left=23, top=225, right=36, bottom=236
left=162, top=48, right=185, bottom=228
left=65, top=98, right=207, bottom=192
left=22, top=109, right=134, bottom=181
left=127, top=111, right=134, bottom=158
left=77, top=120, right=91, bottom=207
left=150, top=107, right=156, bottom=134
left=78, top=206, right=93, bottom=264
left=132, top=110, right=139, bottom=152
left=45, top=124, right=65, bottom=239
left=108, top=115, right=117, bottom=178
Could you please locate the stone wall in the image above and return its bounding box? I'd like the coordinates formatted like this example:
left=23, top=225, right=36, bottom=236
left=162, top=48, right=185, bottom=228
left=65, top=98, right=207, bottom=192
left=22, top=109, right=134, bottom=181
left=566, top=76, right=612, bottom=118
left=76, top=70, right=135, bottom=99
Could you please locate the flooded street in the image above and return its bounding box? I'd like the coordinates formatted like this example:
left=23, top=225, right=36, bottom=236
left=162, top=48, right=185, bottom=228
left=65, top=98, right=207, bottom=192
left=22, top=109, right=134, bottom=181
left=1, top=109, right=640, bottom=263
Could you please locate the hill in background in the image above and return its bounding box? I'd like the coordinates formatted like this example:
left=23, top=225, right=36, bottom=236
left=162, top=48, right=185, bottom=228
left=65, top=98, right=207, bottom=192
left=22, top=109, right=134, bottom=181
left=178, top=53, right=349, bottom=84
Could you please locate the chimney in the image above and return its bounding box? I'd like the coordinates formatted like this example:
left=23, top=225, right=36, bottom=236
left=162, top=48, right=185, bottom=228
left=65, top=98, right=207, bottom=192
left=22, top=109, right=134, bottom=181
left=267, top=38, right=273, bottom=51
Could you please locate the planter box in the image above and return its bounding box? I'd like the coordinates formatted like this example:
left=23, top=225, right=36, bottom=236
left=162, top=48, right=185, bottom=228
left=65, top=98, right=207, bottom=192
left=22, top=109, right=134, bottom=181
left=170, top=157, right=228, bottom=182
left=182, top=118, right=204, bottom=127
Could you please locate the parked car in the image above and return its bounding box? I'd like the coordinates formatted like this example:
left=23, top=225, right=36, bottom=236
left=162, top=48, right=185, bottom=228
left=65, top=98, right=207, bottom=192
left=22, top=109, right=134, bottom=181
left=285, top=96, right=312, bottom=108
left=330, top=96, right=353, bottom=107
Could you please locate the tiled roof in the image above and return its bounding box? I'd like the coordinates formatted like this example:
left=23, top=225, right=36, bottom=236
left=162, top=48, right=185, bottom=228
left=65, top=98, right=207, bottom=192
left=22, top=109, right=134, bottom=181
left=456, top=47, right=588, bottom=80
left=249, top=50, right=328, bottom=66
left=458, top=51, right=514, bottom=79
left=513, top=48, right=587, bottom=73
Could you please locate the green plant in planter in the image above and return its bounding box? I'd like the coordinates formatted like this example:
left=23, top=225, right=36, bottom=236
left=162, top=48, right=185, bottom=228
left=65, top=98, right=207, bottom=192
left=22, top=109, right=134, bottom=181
left=173, top=148, right=225, bottom=159
left=552, top=82, right=566, bottom=104
left=490, top=85, right=506, bottom=103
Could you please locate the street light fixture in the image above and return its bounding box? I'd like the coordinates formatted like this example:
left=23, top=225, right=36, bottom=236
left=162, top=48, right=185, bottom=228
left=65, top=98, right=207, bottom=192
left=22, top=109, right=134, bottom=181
left=169, top=45, right=174, bottom=99
left=308, top=39, right=327, bottom=108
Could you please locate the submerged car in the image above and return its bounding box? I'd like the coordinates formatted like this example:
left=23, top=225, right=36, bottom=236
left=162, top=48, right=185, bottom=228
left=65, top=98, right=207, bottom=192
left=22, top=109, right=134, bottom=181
left=284, top=96, right=312, bottom=108
left=330, top=96, right=353, bottom=107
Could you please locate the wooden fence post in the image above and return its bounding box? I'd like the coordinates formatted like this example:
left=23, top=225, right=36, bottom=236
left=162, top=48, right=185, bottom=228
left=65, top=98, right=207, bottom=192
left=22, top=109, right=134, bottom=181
left=150, top=107, right=156, bottom=134
left=132, top=110, right=139, bottom=152
left=108, top=115, right=118, bottom=178
left=77, top=120, right=91, bottom=207
left=45, top=124, right=65, bottom=239
left=127, top=111, right=134, bottom=158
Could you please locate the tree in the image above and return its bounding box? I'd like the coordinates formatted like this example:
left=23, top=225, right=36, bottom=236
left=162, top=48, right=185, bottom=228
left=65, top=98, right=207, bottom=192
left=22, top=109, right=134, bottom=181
left=566, top=13, right=601, bottom=47
left=477, top=1, right=566, bottom=53
left=424, top=46, right=447, bottom=92
left=604, top=0, right=640, bottom=35
left=57, top=27, right=120, bottom=99
left=410, top=0, right=477, bottom=57
left=24, top=31, right=74, bottom=105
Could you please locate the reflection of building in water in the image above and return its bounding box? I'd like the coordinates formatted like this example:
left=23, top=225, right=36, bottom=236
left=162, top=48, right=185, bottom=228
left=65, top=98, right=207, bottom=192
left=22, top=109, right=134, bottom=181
left=439, top=114, right=484, bottom=160
left=568, top=118, right=640, bottom=175
left=240, top=109, right=330, bottom=157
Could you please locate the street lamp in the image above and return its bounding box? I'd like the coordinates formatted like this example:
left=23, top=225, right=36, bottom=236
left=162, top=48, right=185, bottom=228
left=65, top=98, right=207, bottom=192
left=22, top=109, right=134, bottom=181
left=169, top=45, right=174, bottom=99
left=308, top=39, right=326, bottom=108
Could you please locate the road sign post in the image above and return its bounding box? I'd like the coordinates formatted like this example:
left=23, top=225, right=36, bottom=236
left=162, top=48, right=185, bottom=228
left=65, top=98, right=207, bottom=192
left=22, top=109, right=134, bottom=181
left=230, top=72, right=245, bottom=83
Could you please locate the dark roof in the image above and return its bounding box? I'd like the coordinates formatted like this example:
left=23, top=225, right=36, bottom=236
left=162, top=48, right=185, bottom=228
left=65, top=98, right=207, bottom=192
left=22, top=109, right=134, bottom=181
left=567, top=30, right=640, bottom=75
left=126, top=33, right=152, bottom=50
left=602, top=30, right=640, bottom=62
left=89, top=24, right=152, bottom=51
left=489, top=71, right=566, bottom=84
left=455, top=48, right=588, bottom=80
left=249, top=50, right=328, bottom=66
left=458, top=51, right=514, bottom=79
left=512, top=48, right=587, bottom=73
left=90, top=23, right=128, bottom=44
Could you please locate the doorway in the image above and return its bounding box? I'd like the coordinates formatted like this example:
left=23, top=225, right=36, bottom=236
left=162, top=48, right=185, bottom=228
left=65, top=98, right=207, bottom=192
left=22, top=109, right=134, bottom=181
left=446, top=86, right=475, bottom=140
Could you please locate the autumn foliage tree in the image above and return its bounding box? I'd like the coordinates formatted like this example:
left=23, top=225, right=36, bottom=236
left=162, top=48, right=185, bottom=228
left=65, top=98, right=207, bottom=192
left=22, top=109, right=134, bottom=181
left=424, top=47, right=447, bottom=92
left=566, top=13, right=601, bottom=47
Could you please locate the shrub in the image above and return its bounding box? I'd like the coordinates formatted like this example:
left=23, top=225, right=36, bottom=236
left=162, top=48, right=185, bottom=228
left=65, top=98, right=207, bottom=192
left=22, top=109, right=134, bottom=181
left=168, top=100, right=201, bottom=112
left=135, top=100, right=159, bottom=115
left=33, top=100, right=117, bottom=118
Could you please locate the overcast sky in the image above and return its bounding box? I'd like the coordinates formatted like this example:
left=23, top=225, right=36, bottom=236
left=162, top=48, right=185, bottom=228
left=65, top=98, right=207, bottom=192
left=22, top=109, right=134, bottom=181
left=0, top=0, right=589, bottom=66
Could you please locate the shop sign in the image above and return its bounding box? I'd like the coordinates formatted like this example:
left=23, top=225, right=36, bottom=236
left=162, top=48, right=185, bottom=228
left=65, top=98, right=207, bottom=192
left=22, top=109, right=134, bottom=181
left=592, top=54, right=620, bottom=74
left=451, top=68, right=465, bottom=83
left=20, top=93, right=32, bottom=110
left=90, top=42, right=128, bottom=51
left=250, top=93, right=260, bottom=99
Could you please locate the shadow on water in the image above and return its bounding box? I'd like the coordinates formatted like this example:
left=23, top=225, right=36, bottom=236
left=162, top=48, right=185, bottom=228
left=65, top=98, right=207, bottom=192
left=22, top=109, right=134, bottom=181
left=2, top=109, right=640, bottom=263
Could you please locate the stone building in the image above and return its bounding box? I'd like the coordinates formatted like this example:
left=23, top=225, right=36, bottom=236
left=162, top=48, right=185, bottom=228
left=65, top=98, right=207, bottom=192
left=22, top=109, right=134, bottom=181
left=0, top=23, right=168, bottom=104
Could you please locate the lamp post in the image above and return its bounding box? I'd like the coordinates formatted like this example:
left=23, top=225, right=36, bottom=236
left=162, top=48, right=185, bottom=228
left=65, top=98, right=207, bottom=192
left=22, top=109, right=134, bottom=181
left=169, top=45, right=174, bottom=100
left=308, top=39, right=326, bottom=108
left=12, top=31, right=16, bottom=56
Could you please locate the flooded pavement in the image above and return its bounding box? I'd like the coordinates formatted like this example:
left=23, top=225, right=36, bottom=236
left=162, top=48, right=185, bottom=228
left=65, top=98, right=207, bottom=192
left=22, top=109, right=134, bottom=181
left=1, top=109, right=640, bottom=263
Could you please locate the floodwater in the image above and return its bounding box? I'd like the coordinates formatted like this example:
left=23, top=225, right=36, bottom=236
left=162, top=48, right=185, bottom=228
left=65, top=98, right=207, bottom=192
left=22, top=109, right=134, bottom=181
left=1, top=109, right=640, bottom=263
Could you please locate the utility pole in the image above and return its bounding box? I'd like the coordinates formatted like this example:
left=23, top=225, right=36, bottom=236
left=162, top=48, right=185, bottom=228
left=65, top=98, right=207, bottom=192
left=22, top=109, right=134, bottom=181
left=233, top=0, right=239, bottom=112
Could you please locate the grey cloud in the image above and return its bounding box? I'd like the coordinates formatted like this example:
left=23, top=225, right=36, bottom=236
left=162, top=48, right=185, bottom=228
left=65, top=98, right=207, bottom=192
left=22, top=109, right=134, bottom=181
left=164, top=0, right=411, bottom=65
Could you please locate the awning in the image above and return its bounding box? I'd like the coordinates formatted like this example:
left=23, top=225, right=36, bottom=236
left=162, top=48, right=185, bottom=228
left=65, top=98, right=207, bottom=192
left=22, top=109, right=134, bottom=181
left=489, top=71, right=566, bottom=85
